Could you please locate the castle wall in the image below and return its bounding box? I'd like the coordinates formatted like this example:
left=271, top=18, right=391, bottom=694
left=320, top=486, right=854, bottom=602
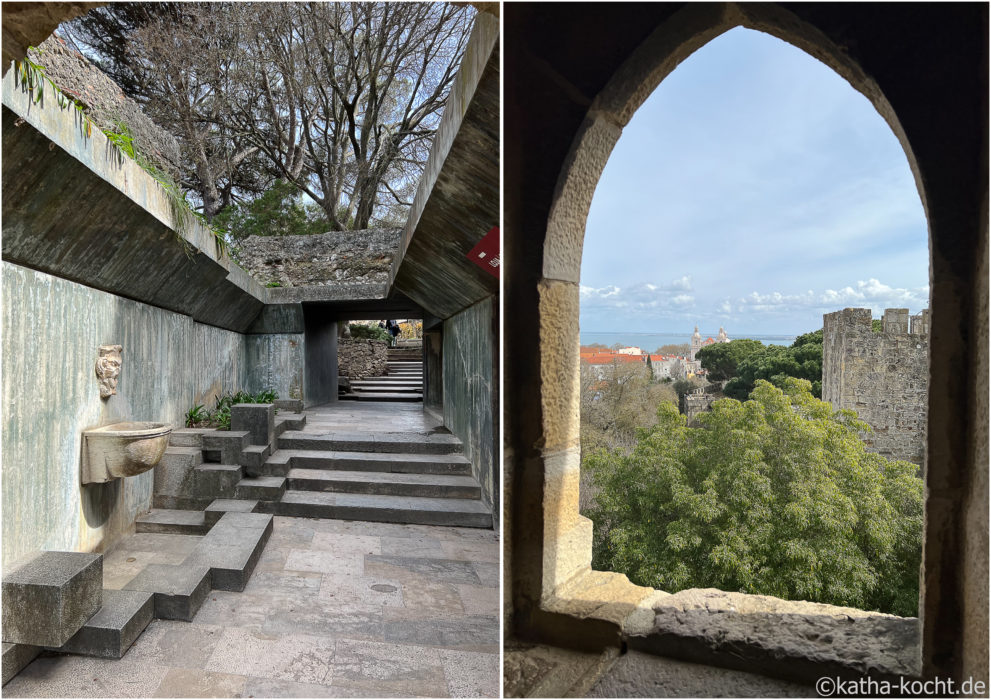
left=822, top=307, right=929, bottom=465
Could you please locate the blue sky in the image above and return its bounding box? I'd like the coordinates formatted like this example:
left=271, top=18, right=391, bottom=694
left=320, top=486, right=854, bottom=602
left=580, top=27, right=929, bottom=336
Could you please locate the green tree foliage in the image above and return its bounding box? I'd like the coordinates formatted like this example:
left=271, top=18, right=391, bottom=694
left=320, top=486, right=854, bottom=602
left=349, top=323, right=391, bottom=342
left=213, top=180, right=330, bottom=241
left=695, top=339, right=766, bottom=381
left=707, top=332, right=824, bottom=399
left=585, top=379, right=922, bottom=617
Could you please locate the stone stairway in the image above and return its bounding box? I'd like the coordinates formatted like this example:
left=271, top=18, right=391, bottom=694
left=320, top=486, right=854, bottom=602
left=341, top=347, right=423, bottom=402
left=2, top=510, right=272, bottom=683
left=144, top=401, right=491, bottom=531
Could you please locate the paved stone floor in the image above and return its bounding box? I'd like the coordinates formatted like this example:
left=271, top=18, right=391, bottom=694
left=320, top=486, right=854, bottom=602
left=5, top=516, right=500, bottom=698
left=301, top=402, right=446, bottom=435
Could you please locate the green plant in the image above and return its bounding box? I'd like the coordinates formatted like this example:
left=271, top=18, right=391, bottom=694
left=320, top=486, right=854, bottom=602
left=266, top=281, right=282, bottom=288
left=349, top=323, right=391, bottom=342
left=184, top=404, right=208, bottom=427
left=586, top=379, right=923, bottom=616
left=15, top=54, right=230, bottom=260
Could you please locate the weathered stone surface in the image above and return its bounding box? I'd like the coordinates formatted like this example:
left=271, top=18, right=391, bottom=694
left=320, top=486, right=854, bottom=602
left=274, top=398, right=304, bottom=413
left=184, top=512, right=274, bottom=592
left=338, top=338, right=389, bottom=380
left=204, top=498, right=258, bottom=526
left=231, top=403, right=275, bottom=446
left=202, top=431, right=250, bottom=465
left=2, top=642, right=40, bottom=686
left=823, top=307, right=929, bottom=465
left=122, top=564, right=211, bottom=621
left=629, top=588, right=920, bottom=684
left=28, top=37, right=182, bottom=178
left=54, top=588, right=155, bottom=659
left=2, top=551, right=103, bottom=647
left=95, top=344, right=122, bottom=399
left=237, top=228, right=401, bottom=289
left=587, top=650, right=816, bottom=698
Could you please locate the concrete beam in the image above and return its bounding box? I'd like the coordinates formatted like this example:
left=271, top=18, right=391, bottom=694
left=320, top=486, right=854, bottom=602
left=1, top=70, right=266, bottom=333
left=390, top=13, right=500, bottom=320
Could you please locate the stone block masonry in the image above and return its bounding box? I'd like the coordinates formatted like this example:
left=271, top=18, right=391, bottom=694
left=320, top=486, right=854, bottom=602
left=822, top=308, right=929, bottom=465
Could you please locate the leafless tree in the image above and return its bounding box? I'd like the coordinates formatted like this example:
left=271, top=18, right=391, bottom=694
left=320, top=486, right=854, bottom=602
left=230, top=2, right=473, bottom=230
left=62, top=3, right=271, bottom=220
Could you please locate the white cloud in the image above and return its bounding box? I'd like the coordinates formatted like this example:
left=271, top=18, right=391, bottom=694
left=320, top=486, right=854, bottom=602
left=738, top=278, right=928, bottom=315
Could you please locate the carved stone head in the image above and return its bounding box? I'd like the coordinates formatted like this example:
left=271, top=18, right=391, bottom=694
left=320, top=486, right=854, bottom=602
left=96, top=345, right=123, bottom=399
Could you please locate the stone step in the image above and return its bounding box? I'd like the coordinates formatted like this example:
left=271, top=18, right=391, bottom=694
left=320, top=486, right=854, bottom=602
left=274, top=413, right=306, bottom=434
left=271, top=491, right=493, bottom=528
left=53, top=589, right=154, bottom=659
left=350, top=378, right=424, bottom=385
left=2, top=643, right=40, bottom=686
left=340, top=392, right=423, bottom=402
left=286, top=468, right=482, bottom=499
left=2, top=551, right=103, bottom=648
left=350, top=384, right=422, bottom=393
left=134, top=509, right=210, bottom=536
left=257, top=449, right=472, bottom=477
left=205, top=499, right=259, bottom=526
left=202, top=430, right=250, bottom=464
left=235, top=476, right=286, bottom=501
left=194, top=463, right=244, bottom=499
left=278, top=431, right=463, bottom=455
left=122, top=563, right=211, bottom=622
left=183, top=512, right=274, bottom=592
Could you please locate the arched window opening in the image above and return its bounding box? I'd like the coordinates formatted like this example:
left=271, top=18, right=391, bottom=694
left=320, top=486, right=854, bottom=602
left=578, top=27, right=928, bottom=621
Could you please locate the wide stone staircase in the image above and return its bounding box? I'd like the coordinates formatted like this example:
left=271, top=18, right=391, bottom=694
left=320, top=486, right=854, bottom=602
left=341, top=347, right=423, bottom=402
left=146, top=400, right=490, bottom=531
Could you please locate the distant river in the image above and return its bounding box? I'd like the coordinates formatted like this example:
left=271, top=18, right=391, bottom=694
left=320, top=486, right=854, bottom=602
left=580, top=331, right=796, bottom=351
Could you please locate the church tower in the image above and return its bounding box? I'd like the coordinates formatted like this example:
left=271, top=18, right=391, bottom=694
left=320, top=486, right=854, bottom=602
left=690, top=325, right=702, bottom=361
left=717, top=326, right=729, bottom=343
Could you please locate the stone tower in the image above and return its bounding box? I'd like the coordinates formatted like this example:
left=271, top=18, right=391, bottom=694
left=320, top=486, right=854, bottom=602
left=717, top=327, right=728, bottom=343
left=822, top=307, right=929, bottom=466
left=690, top=325, right=702, bottom=361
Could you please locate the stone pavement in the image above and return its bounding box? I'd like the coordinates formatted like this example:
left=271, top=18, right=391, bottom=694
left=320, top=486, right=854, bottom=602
left=4, top=516, right=500, bottom=698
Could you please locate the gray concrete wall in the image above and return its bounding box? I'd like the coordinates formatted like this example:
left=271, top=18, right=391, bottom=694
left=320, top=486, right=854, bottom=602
left=443, top=297, right=498, bottom=525
left=1, top=262, right=301, bottom=565
left=303, top=310, right=338, bottom=407
left=243, top=334, right=304, bottom=401
left=423, top=329, right=444, bottom=413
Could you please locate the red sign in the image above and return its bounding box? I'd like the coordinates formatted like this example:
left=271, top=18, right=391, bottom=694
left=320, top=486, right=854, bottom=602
left=467, top=226, right=500, bottom=278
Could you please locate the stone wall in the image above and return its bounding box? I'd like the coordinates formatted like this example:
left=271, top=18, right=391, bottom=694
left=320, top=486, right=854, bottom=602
left=29, top=37, right=182, bottom=178
left=822, top=307, right=929, bottom=465
left=337, top=339, right=388, bottom=380
left=1, top=262, right=302, bottom=566
left=682, top=389, right=715, bottom=427
left=237, top=229, right=402, bottom=289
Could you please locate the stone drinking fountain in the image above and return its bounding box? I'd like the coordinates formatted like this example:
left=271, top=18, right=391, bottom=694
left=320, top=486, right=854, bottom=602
left=81, top=345, right=172, bottom=485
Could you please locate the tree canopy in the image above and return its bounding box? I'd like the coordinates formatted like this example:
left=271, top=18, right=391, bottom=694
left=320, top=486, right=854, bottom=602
left=60, top=2, right=474, bottom=228
left=695, top=338, right=765, bottom=381
left=698, top=333, right=824, bottom=398
left=585, top=378, right=922, bottom=617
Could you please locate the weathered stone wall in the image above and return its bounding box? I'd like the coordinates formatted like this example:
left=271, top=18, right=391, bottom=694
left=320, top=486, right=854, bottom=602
left=1, top=262, right=302, bottom=566
left=337, top=339, right=388, bottom=380
left=29, top=37, right=182, bottom=178
left=682, top=389, right=715, bottom=427
left=822, top=307, right=929, bottom=465
left=237, top=229, right=402, bottom=289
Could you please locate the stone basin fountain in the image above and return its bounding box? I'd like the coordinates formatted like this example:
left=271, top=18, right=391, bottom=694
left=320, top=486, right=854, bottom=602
left=81, top=422, right=172, bottom=485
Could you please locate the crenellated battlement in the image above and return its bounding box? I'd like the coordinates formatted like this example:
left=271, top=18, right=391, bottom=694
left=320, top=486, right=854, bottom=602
left=822, top=307, right=929, bottom=466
